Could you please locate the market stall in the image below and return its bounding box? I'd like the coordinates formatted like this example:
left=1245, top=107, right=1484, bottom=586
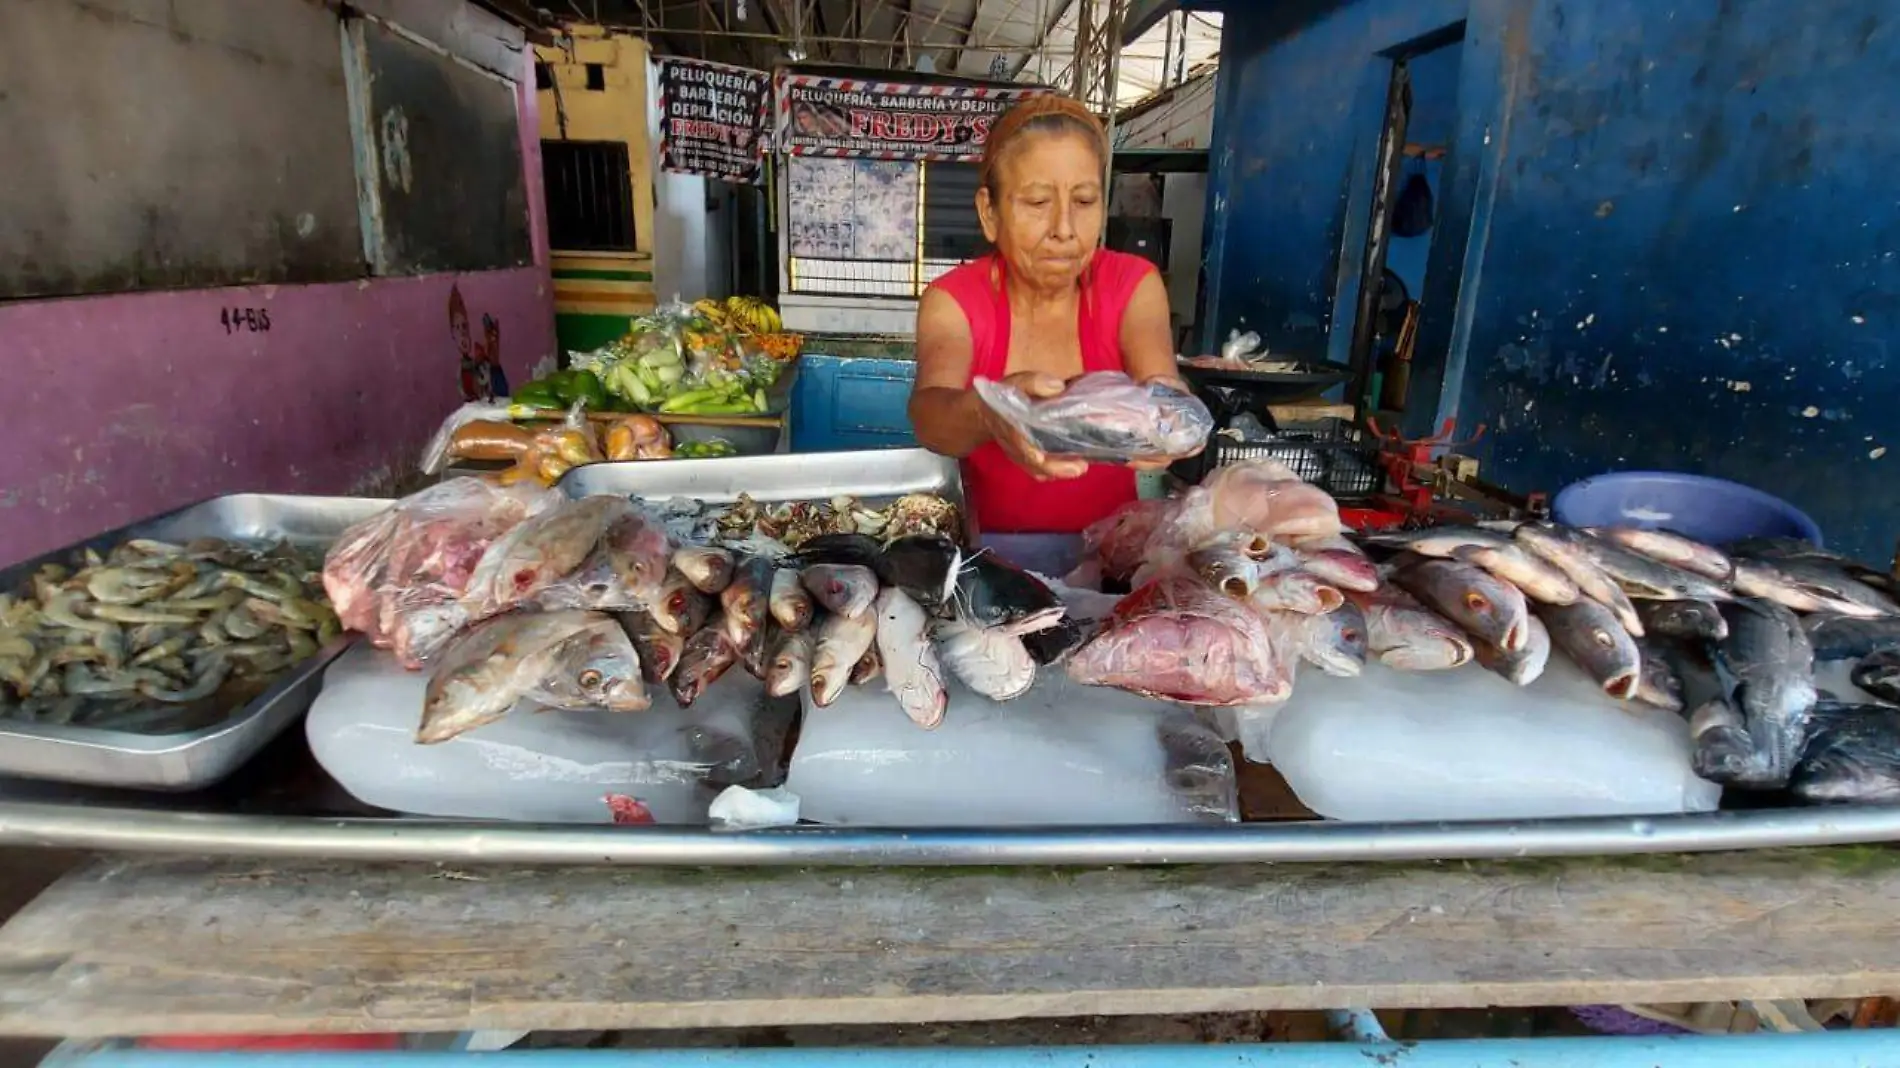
left=10, top=4, right=1900, bottom=1063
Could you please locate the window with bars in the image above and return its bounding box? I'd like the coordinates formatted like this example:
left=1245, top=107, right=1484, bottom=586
left=784, top=157, right=987, bottom=298
left=541, top=140, right=637, bottom=252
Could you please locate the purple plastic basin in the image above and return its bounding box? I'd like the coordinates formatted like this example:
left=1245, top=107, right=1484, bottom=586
left=1551, top=471, right=1823, bottom=548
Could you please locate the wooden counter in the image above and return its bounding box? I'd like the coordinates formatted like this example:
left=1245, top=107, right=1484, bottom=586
left=2, top=848, right=1897, bottom=1037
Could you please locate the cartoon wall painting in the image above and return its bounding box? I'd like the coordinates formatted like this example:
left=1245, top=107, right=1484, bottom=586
left=449, top=283, right=509, bottom=400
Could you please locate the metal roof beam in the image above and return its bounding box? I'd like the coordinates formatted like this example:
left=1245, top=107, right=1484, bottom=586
left=1007, top=0, right=1074, bottom=80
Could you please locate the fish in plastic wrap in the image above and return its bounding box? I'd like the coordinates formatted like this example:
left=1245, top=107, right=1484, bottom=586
left=532, top=506, right=674, bottom=615
left=1081, top=499, right=1181, bottom=583
left=972, top=371, right=1213, bottom=464
left=321, top=477, right=554, bottom=668
left=419, top=610, right=648, bottom=744
left=1194, top=457, right=1343, bottom=541
left=1067, top=574, right=1294, bottom=706
left=461, top=496, right=628, bottom=620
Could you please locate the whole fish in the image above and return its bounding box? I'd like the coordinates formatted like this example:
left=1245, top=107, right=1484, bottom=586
left=420, top=611, right=621, bottom=744
left=720, top=556, right=772, bottom=648
left=765, top=630, right=814, bottom=698
left=936, top=618, right=1036, bottom=701
left=954, top=551, right=1065, bottom=635
left=801, top=564, right=879, bottom=619
left=1249, top=569, right=1344, bottom=615
left=1363, top=526, right=1578, bottom=604
left=1347, top=586, right=1474, bottom=671
left=1537, top=599, right=1641, bottom=698
left=1295, top=600, right=1369, bottom=678
left=809, top=609, right=878, bottom=707
left=461, top=497, right=622, bottom=615
left=1662, top=641, right=1757, bottom=782
left=1509, top=522, right=1645, bottom=635
left=875, top=587, right=948, bottom=728
left=1630, top=637, right=1684, bottom=712
left=532, top=620, right=650, bottom=714
left=1564, top=531, right=1733, bottom=603
left=1393, top=559, right=1531, bottom=653
left=672, top=545, right=734, bottom=595
left=1734, top=558, right=1897, bottom=619
left=600, top=509, right=672, bottom=598
left=1290, top=535, right=1380, bottom=593
left=795, top=532, right=885, bottom=569
left=650, top=569, right=712, bottom=635
left=1791, top=701, right=1900, bottom=803
left=1851, top=649, right=1900, bottom=705
left=1474, top=613, right=1550, bottom=686
left=1734, top=540, right=1900, bottom=596
left=851, top=645, right=883, bottom=685
left=1806, top=613, right=1900, bottom=662
left=1709, top=599, right=1818, bottom=788
left=1361, top=525, right=1518, bottom=558
left=1636, top=599, right=1728, bottom=643
left=1187, top=544, right=1261, bottom=597
left=618, top=611, right=683, bottom=683
left=768, top=567, right=814, bottom=631
left=1591, top=527, right=1733, bottom=582
left=669, top=625, right=739, bottom=707
left=877, top=533, right=961, bottom=609
left=740, top=619, right=777, bottom=680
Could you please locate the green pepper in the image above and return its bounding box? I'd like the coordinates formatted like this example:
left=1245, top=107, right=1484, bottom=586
left=549, top=369, right=608, bottom=408
left=511, top=380, right=561, bottom=409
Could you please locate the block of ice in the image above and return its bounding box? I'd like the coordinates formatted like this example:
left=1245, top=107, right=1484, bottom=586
left=786, top=671, right=1236, bottom=826
left=1263, top=655, right=1721, bottom=821
left=306, top=642, right=788, bottom=823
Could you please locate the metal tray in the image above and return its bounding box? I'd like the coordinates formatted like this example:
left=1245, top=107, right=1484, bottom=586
left=559, top=447, right=963, bottom=512
left=0, top=494, right=392, bottom=791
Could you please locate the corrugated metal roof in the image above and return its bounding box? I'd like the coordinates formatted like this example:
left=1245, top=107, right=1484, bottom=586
left=564, top=0, right=1215, bottom=110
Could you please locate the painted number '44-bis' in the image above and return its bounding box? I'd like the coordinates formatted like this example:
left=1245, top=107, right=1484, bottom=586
left=221, top=307, right=271, bottom=334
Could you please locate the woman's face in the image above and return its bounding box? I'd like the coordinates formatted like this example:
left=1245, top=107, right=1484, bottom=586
left=978, top=129, right=1104, bottom=292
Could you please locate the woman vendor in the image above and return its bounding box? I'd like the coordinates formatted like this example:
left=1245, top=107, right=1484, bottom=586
left=908, top=95, right=1191, bottom=534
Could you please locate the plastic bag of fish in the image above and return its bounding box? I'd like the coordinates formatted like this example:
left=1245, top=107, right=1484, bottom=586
left=972, top=371, right=1213, bottom=465
left=322, top=479, right=672, bottom=668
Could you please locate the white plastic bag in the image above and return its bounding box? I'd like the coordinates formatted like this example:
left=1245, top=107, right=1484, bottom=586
left=972, top=371, right=1213, bottom=464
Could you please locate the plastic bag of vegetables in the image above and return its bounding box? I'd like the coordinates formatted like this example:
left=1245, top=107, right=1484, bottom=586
left=581, top=301, right=785, bottom=415
left=495, top=403, right=603, bottom=487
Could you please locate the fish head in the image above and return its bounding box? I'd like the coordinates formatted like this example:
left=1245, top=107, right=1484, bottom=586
left=1188, top=548, right=1258, bottom=598
left=543, top=626, right=649, bottom=712
left=1564, top=609, right=1639, bottom=697
left=1328, top=603, right=1370, bottom=661
left=1416, top=562, right=1524, bottom=649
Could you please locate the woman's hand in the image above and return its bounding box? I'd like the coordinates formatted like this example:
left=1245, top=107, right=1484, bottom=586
left=1126, top=373, right=1204, bottom=472
left=979, top=372, right=1090, bottom=481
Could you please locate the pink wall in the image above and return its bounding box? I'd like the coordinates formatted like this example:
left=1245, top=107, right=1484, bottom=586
left=0, top=33, right=554, bottom=567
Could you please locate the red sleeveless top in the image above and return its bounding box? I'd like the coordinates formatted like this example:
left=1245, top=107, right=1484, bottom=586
left=928, top=249, right=1158, bottom=534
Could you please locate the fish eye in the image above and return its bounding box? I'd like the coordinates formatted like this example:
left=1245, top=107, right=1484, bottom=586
left=579, top=668, right=604, bottom=689
left=1341, top=628, right=1362, bottom=642
left=1464, top=592, right=1489, bottom=611
left=1592, top=631, right=1614, bottom=648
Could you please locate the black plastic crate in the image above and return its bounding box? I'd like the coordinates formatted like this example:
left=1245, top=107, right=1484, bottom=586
left=1174, top=417, right=1385, bottom=497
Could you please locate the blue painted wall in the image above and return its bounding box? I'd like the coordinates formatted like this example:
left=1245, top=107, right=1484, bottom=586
left=1207, top=0, right=1900, bottom=560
